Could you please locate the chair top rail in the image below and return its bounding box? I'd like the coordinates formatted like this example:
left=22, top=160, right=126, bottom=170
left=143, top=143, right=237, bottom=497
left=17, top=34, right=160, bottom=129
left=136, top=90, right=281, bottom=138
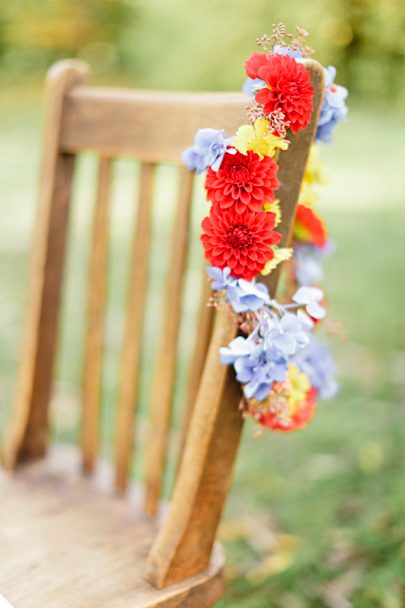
left=60, top=86, right=248, bottom=162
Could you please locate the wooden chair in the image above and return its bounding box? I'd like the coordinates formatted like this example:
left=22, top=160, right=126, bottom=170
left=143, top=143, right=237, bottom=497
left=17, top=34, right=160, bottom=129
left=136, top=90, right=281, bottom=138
left=0, top=59, right=324, bottom=607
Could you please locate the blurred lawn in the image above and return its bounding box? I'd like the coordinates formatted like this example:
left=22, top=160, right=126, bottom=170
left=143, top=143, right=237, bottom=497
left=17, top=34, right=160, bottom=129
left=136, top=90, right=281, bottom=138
left=0, top=84, right=404, bottom=607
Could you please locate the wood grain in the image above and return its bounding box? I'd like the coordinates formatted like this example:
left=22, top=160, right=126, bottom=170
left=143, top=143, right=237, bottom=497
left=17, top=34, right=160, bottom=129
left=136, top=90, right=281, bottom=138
left=0, top=445, right=225, bottom=608
left=144, top=168, right=194, bottom=515
left=60, top=89, right=247, bottom=162
left=115, top=162, right=156, bottom=493
left=177, top=274, right=214, bottom=468
left=82, top=157, right=112, bottom=473
left=3, top=60, right=89, bottom=469
left=146, top=306, right=241, bottom=588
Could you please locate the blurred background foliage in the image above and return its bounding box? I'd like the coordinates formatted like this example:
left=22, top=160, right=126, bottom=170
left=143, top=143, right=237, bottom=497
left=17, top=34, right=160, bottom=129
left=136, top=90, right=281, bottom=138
left=1, top=0, right=405, bottom=102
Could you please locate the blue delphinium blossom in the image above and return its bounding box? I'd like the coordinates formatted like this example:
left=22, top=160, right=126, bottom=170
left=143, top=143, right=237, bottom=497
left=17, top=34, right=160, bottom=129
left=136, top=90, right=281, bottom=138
left=211, top=267, right=330, bottom=402
left=182, top=128, right=236, bottom=174
left=206, top=267, right=270, bottom=313
left=219, top=335, right=255, bottom=365
left=220, top=336, right=288, bottom=401
left=220, top=306, right=318, bottom=402
left=295, top=340, right=338, bottom=399
left=264, top=312, right=310, bottom=356
left=294, top=242, right=335, bottom=286
left=273, top=44, right=303, bottom=59
left=316, top=66, right=348, bottom=144
left=242, top=77, right=266, bottom=97
left=228, top=279, right=269, bottom=313
left=239, top=347, right=288, bottom=400
left=292, top=286, right=325, bottom=320
left=206, top=266, right=232, bottom=291
left=220, top=308, right=313, bottom=402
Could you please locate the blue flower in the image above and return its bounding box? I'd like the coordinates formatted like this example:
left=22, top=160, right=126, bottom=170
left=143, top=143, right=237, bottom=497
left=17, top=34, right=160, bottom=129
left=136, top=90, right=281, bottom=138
left=229, top=279, right=269, bottom=313
left=206, top=266, right=270, bottom=313
left=219, top=335, right=255, bottom=365
left=316, top=66, right=348, bottom=144
left=292, top=286, right=326, bottom=320
left=294, top=242, right=334, bottom=287
left=242, top=77, right=266, bottom=97
left=221, top=337, right=288, bottom=401
left=273, top=44, right=303, bottom=59
left=264, top=312, right=310, bottom=356
left=182, top=128, right=236, bottom=174
left=206, top=266, right=232, bottom=291
left=241, top=354, right=288, bottom=400
left=295, top=340, right=338, bottom=399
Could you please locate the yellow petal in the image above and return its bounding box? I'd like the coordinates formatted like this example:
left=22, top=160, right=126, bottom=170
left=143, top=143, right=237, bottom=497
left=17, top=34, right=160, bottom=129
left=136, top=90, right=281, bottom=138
left=233, top=124, right=255, bottom=155
left=263, top=199, right=282, bottom=225
left=261, top=247, right=292, bottom=276
left=286, top=364, right=311, bottom=410
left=303, top=144, right=328, bottom=186
left=233, top=119, right=289, bottom=159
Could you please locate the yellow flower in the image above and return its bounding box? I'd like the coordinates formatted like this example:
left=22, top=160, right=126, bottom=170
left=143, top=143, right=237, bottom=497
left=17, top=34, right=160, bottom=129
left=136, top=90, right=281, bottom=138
left=298, top=144, right=328, bottom=207
left=299, top=181, right=318, bottom=207
left=233, top=119, right=289, bottom=158
left=293, top=222, right=312, bottom=243
left=304, top=145, right=328, bottom=186
left=261, top=247, right=292, bottom=276
left=285, top=364, right=311, bottom=411
left=263, top=198, right=281, bottom=226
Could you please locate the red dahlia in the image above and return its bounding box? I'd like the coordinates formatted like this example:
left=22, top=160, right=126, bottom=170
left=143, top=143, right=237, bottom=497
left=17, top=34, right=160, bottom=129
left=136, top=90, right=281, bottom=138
left=245, top=53, right=314, bottom=134
left=201, top=205, right=281, bottom=280
left=293, top=204, right=328, bottom=247
left=245, top=51, right=273, bottom=79
left=205, top=149, right=279, bottom=214
left=259, top=387, right=317, bottom=432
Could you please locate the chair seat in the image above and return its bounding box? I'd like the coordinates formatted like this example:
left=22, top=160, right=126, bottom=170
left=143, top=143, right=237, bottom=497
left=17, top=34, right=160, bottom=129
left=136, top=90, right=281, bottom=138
left=0, top=446, right=225, bottom=608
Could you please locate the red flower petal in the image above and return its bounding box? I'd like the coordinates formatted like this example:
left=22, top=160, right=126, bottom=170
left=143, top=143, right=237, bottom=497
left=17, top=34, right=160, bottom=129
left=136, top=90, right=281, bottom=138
left=205, top=150, right=279, bottom=214
left=201, top=205, right=281, bottom=280
left=259, top=387, right=317, bottom=431
left=245, top=52, right=273, bottom=79
left=294, top=204, right=328, bottom=246
left=245, top=53, right=314, bottom=134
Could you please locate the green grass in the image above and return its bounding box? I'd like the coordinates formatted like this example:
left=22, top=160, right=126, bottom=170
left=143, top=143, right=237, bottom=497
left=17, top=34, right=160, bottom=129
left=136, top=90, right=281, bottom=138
left=0, top=84, right=404, bottom=607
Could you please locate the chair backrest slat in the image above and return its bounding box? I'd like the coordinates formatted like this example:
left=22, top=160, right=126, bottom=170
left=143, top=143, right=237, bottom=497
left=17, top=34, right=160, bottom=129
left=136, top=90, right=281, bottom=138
left=115, top=161, right=156, bottom=492
left=144, top=167, right=194, bottom=515
left=60, top=88, right=249, bottom=163
left=177, top=275, right=214, bottom=466
left=82, top=156, right=113, bottom=473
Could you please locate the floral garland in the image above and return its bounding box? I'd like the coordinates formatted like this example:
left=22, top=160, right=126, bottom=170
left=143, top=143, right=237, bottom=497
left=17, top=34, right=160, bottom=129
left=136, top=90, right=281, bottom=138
left=183, top=25, right=348, bottom=433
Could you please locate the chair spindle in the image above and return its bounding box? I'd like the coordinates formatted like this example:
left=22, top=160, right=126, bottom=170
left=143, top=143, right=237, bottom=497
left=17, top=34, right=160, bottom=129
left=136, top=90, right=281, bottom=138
left=82, top=156, right=112, bottom=473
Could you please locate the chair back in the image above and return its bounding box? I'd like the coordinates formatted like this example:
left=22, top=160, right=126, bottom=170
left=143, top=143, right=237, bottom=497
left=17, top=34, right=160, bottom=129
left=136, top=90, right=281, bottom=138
left=3, top=59, right=325, bottom=588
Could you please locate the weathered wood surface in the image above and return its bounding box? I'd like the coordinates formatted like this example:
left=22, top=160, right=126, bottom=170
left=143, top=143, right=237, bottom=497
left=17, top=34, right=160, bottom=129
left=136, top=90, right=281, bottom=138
left=1, top=57, right=325, bottom=600
left=177, top=275, right=215, bottom=466
left=144, top=168, right=194, bottom=515
left=146, top=60, right=325, bottom=588
left=3, top=60, right=89, bottom=469
left=60, top=89, right=248, bottom=162
left=82, top=157, right=112, bottom=473
left=0, top=446, right=225, bottom=608
left=115, top=162, right=156, bottom=493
